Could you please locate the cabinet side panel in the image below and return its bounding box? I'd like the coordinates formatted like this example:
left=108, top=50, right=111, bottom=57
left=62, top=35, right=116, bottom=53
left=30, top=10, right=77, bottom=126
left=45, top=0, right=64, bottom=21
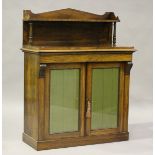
left=24, top=53, right=39, bottom=139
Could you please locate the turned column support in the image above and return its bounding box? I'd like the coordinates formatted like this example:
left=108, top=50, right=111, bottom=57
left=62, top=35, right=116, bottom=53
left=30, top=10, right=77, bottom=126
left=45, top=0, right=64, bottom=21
left=29, top=22, right=33, bottom=45
left=113, top=22, right=116, bottom=46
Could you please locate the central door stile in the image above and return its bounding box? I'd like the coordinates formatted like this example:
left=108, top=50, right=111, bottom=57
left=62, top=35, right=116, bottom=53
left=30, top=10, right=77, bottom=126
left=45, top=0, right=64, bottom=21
left=79, top=63, right=86, bottom=137
left=85, top=63, right=92, bottom=136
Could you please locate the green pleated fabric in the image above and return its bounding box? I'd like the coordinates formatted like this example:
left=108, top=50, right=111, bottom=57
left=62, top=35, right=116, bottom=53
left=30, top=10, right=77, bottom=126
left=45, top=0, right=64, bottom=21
left=50, top=69, right=80, bottom=134
left=91, top=68, right=119, bottom=130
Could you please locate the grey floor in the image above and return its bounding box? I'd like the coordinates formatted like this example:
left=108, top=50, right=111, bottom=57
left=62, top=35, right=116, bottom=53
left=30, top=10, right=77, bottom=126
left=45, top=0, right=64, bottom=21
left=3, top=101, right=152, bottom=155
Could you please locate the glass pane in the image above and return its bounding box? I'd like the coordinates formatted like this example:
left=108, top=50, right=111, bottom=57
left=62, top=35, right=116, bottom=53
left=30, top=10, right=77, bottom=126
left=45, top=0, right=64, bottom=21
left=50, top=69, right=80, bottom=134
left=91, top=68, right=119, bottom=130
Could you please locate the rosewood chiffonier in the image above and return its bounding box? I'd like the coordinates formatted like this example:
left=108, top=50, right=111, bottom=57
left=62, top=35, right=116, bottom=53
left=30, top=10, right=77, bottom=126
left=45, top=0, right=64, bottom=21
left=21, top=8, right=136, bottom=150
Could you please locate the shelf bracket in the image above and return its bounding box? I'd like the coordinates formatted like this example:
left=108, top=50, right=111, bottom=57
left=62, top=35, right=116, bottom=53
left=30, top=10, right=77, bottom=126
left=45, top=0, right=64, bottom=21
left=39, top=64, right=47, bottom=78
left=125, top=61, right=133, bottom=75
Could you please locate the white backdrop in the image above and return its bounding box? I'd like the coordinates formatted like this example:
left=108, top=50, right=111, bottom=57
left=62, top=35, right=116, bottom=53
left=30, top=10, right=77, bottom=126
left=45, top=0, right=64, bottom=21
left=3, top=0, right=153, bottom=155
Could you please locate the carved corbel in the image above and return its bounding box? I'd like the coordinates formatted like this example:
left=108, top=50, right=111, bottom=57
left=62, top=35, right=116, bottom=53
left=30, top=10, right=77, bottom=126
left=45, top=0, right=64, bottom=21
left=39, top=64, right=47, bottom=78
left=125, top=61, right=133, bottom=75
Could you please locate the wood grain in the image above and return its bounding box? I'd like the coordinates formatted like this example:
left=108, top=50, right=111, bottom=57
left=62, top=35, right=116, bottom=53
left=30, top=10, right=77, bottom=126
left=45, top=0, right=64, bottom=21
left=38, top=78, right=45, bottom=140
left=24, top=53, right=39, bottom=140
left=23, top=131, right=129, bottom=150
left=40, top=54, right=132, bottom=63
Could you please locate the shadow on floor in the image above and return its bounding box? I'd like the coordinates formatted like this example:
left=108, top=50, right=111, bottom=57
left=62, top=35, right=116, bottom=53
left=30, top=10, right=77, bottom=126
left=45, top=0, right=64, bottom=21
left=129, top=122, right=153, bottom=140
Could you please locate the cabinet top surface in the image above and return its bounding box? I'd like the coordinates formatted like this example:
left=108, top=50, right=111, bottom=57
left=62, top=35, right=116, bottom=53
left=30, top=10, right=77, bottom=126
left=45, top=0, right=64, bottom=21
left=21, top=45, right=136, bottom=53
left=23, top=8, right=120, bottom=22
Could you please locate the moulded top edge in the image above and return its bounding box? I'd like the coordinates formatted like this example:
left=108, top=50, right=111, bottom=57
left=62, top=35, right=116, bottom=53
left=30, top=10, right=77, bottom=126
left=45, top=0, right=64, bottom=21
left=23, top=8, right=120, bottom=22
left=21, top=45, right=137, bottom=53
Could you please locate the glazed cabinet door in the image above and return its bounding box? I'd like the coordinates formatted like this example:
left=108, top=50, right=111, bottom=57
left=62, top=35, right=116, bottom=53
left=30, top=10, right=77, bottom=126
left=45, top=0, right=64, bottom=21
left=86, top=63, right=124, bottom=136
left=44, top=63, right=85, bottom=139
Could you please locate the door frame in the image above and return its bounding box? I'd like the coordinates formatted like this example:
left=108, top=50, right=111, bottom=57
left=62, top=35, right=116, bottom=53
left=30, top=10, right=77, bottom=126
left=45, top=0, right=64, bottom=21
left=44, top=63, right=86, bottom=140
left=86, top=62, right=124, bottom=136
